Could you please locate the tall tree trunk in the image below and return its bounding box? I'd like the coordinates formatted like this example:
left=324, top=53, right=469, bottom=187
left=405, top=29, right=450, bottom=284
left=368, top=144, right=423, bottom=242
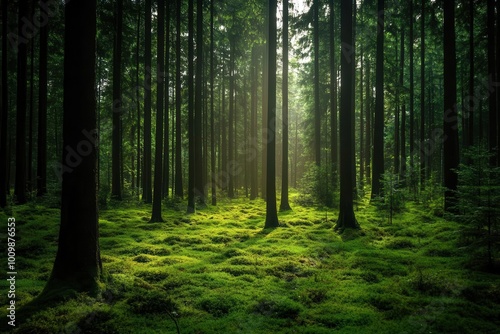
left=37, top=0, right=48, bottom=197
left=0, top=0, right=8, bottom=207
left=265, top=0, right=279, bottom=228
left=14, top=0, right=28, bottom=205
left=151, top=0, right=165, bottom=222
left=44, top=0, right=101, bottom=294
left=194, top=0, right=204, bottom=203
left=175, top=0, right=183, bottom=198
left=135, top=2, right=141, bottom=197
left=112, top=0, right=123, bottom=200
left=187, top=0, right=195, bottom=213
left=250, top=47, right=258, bottom=200
left=359, top=51, right=364, bottom=183
left=409, top=0, right=415, bottom=191
left=443, top=0, right=459, bottom=212
left=400, top=27, right=406, bottom=179
left=210, top=0, right=216, bottom=205
left=163, top=1, right=170, bottom=198
left=280, top=0, right=291, bottom=211
left=365, top=58, right=371, bottom=181
left=143, top=0, right=152, bottom=203
left=228, top=37, right=235, bottom=198
left=261, top=43, right=268, bottom=200
left=28, top=38, right=34, bottom=195
left=496, top=0, right=500, bottom=164
left=313, top=0, right=321, bottom=166
left=371, top=0, right=385, bottom=199
left=467, top=0, right=474, bottom=147
left=420, top=0, right=426, bottom=187
left=329, top=0, right=338, bottom=187
left=488, top=0, right=498, bottom=165
left=336, top=0, right=359, bottom=231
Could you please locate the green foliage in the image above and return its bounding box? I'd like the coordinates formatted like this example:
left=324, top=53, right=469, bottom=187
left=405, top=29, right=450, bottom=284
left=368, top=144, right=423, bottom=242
left=298, top=163, right=337, bottom=208
left=456, top=145, right=500, bottom=271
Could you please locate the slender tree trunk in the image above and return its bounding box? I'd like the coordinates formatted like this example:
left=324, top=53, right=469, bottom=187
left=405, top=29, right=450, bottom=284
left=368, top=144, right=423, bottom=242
left=443, top=0, right=459, bottom=212
left=44, top=0, right=101, bottom=294
left=336, top=0, right=359, bottom=231
left=400, top=27, right=406, bottom=179
left=0, top=0, right=9, bottom=207
left=420, top=0, right=426, bottom=187
left=112, top=0, right=123, bottom=200
left=496, top=0, right=500, bottom=164
left=359, top=51, right=364, bottom=183
left=488, top=0, right=498, bottom=165
left=143, top=0, right=152, bottom=203
left=467, top=0, right=474, bottom=147
left=329, top=0, right=338, bottom=187
left=15, top=0, right=28, bottom=205
left=187, top=0, right=195, bottom=213
left=151, top=0, right=165, bottom=222
left=365, top=58, right=371, bottom=181
left=210, top=0, right=216, bottom=205
left=195, top=0, right=204, bottom=203
left=136, top=3, right=141, bottom=197
left=37, top=0, right=48, bottom=197
left=409, top=0, right=415, bottom=190
left=261, top=43, right=268, bottom=200
left=250, top=46, right=258, bottom=200
left=228, top=37, right=235, bottom=198
left=314, top=0, right=321, bottom=166
left=265, top=0, right=279, bottom=228
left=371, top=0, right=385, bottom=199
left=163, top=1, right=170, bottom=198
left=280, top=0, right=291, bottom=211
left=28, top=38, right=34, bottom=195
left=175, top=0, right=183, bottom=198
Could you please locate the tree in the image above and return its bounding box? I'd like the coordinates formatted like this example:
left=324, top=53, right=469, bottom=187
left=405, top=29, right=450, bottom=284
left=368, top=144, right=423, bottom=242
left=37, top=0, right=48, bottom=197
left=163, top=0, right=171, bottom=199
left=228, top=36, right=235, bottom=198
left=143, top=0, right=152, bottom=203
left=264, top=0, right=279, bottom=228
left=250, top=46, right=258, bottom=200
left=187, top=0, right=195, bottom=213
left=175, top=0, right=183, bottom=198
left=280, top=0, right=291, bottom=211
left=443, top=0, right=459, bottom=212
left=210, top=0, right=217, bottom=205
left=409, top=0, right=415, bottom=190
left=194, top=0, right=205, bottom=204
left=313, top=0, right=321, bottom=166
left=14, top=0, right=28, bottom=205
left=43, top=0, right=101, bottom=294
left=336, top=0, right=359, bottom=231
left=487, top=0, right=497, bottom=166
left=371, top=0, right=385, bottom=199
left=420, top=0, right=426, bottom=187
left=151, top=0, right=165, bottom=223
left=0, top=0, right=9, bottom=207
left=329, top=0, right=338, bottom=185
left=112, top=0, right=123, bottom=200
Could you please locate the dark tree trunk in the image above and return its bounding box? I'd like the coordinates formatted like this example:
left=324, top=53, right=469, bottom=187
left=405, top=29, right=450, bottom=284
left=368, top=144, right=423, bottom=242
left=467, top=0, right=474, bottom=147
left=400, top=27, right=406, bottom=179
left=359, top=52, right=364, bottom=184
left=371, top=0, right=385, bottom=199
left=143, top=0, right=152, bottom=203
left=443, top=0, right=459, bottom=212
left=14, top=0, right=28, bottom=204
left=28, top=38, right=34, bottom=195
left=136, top=2, right=141, bottom=196
left=151, top=0, right=165, bottom=222
left=488, top=0, right=497, bottom=165
left=228, top=37, right=235, bottom=199
left=313, top=0, right=321, bottom=166
left=112, top=0, right=123, bottom=200
left=336, top=0, right=359, bottom=231
left=163, top=0, right=170, bottom=198
left=265, top=0, right=279, bottom=228
left=365, top=58, right=371, bottom=181
left=280, top=0, right=291, bottom=211
left=420, top=0, right=426, bottom=187
left=194, top=0, right=204, bottom=203
left=0, top=0, right=8, bottom=207
left=409, top=0, right=415, bottom=190
left=250, top=46, right=258, bottom=200
left=329, top=0, right=338, bottom=187
left=261, top=43, right=268, bottom=200
left=37, top=0, right=48, bottom=197
left=175, top=0, right=183, bottom=198
left=44, top=0, right=101, bottom=294
left=210, top=0, right=216, bottom=205
left=496, top=0, right=500, bottom=164
left=187, top=0, right=195, bottom=213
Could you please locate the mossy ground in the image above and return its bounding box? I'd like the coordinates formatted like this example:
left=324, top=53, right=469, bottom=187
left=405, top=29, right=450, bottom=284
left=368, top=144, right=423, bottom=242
left=1, top=191, right=499, bottom=333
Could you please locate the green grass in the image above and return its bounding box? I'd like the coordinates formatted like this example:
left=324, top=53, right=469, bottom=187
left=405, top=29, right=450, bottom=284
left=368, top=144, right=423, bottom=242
left=1, top=192, right=499, bottom=333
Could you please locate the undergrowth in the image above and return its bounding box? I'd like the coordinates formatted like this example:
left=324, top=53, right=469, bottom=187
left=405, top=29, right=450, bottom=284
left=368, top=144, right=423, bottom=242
left=0, top=191, right=499, bottom=333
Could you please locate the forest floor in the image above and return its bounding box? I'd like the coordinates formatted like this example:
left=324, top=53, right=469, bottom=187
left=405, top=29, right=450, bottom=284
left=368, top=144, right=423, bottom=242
left=1, top=191, right=500, bottom=333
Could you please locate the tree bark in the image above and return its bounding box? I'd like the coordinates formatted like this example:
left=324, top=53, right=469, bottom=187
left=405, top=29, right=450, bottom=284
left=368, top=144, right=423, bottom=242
left=265, top=0, right=279, bottom=228
left=313, top=0, right=321, bottom=166
left=143, top=0, right=152, bottom=203
left=420, top=0, right=426, bottom=187
left=0, top=0, right=8, bottom=207
left=175, top=0, right=183, bottom=198
left=194, top=0, right=205, bottom=203
left=329, top=0, right=338, bottom=187
left=336, top=0, right=359, bottom=231
left=112, top=0, right=123, bottom=200
left=44, top=0, right=101, bottom=294
left=210, top=0, right=216, bottom=205
left=187, top=0, right=195, bottom=213
left=37, top=0, right=48, bottom=197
